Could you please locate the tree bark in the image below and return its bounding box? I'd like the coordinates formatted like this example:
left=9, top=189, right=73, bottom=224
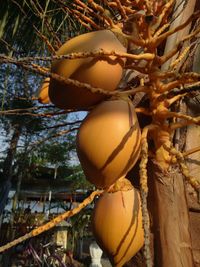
left=0, top=124, right=21, bottom=267
left=149, top=162, right=194, bottom=267
left=0, top=124, right=21, bottom=215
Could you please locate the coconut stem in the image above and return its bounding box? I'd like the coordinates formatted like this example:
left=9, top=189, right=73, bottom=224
left=139, top=126, right=154, bottom=267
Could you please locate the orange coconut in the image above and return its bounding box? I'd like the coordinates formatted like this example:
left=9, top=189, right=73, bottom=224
left=49, top=29, right=127, bottom=110
left=76, top=99, right=141, bottom=188
left=92, top=180, right=144, bottom=267
left=38, top=77, right=50, bottom=104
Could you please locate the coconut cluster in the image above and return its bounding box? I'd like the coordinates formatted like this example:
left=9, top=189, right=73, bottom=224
left=38, top=30, right=144, bottom=266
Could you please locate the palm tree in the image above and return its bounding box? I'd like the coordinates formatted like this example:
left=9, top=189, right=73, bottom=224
left=0, top=1, right=200, bottom=267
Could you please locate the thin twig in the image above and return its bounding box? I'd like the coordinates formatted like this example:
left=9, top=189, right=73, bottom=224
left=0, top=190, right=103, bottom=253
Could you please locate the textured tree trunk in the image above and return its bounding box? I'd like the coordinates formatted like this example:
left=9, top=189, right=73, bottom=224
left=0, top=124, right=21, bottom=267
left=149, top=1, right=197, bottom=266
left=185, top=119, right=200, bottom=266
left=184, top=101, right=200, bottom=266
left=149, top=162, right=194, bottom=267
left=0, top=124, right=21, bottom=215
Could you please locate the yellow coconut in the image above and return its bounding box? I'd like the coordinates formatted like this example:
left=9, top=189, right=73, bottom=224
left=38, top=77, right=50, bottom=104
left=92, top=178, right=144, bottom=267
left=76, top=99, right=141, bottom=188
left=49, top=29, right=127, bottom=110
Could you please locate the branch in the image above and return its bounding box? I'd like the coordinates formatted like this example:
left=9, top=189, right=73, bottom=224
left=73, top=0, right=111, bottom=27
left=157, top=26, right=200, bottom=66
left=29, top=127, right=79, bottom=148
left=1, top=110, right=68, bottom=118
left=158, top=83, right=200, bottom=101
left=163, top=143, right=200, bottom=192
left=152, top=0, right=175, bottom=32
left=27, top=0, right=62, bottom=49
left=156, top=111, right=200, bottom=125
left=156, top=11, right=200, bottom=46
left=11, top=0, right=56, bottom=54
left=88, top=0, right=115, bottom=28
left=45, top=120, right=83, bottom=130
left=0, top=190, right=103, bottom=253
left=159, top=73, right=200, bottom=93
left=12, top=49, right=155, bottom=63
left=183, top=146, right=200, bottom=157
left=0, top=54, right=152, bottom=99
left=111, top=0, right=128, bottom=19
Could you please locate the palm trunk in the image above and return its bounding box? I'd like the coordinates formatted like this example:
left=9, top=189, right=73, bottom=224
left=149, top=162, right=194, bottom=267
left=149, top=1, right=197, bottom=266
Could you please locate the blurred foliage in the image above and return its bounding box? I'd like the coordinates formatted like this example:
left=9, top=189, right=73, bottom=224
left=0, top=0, right=87, bottom=56
left=66, top=165, right=94, bottom=190
left=36, top=142, right=71, bottom=165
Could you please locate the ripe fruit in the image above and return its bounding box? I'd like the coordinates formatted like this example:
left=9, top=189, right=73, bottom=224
left=49, top=29, right=127, bottom=110
left=92, top=178, right=144, bottom=267
left=76, top=99, right=141, bottom=188
left=38, top=77, right=50, bottom=104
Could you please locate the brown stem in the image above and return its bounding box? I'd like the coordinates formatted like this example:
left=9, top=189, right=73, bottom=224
left=183, top=146, right=200, bottom=157
left=0, top=190, right=103, bottom=253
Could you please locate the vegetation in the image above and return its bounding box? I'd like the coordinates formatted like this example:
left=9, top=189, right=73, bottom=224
left=0, top=1, right=200, bottom=267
